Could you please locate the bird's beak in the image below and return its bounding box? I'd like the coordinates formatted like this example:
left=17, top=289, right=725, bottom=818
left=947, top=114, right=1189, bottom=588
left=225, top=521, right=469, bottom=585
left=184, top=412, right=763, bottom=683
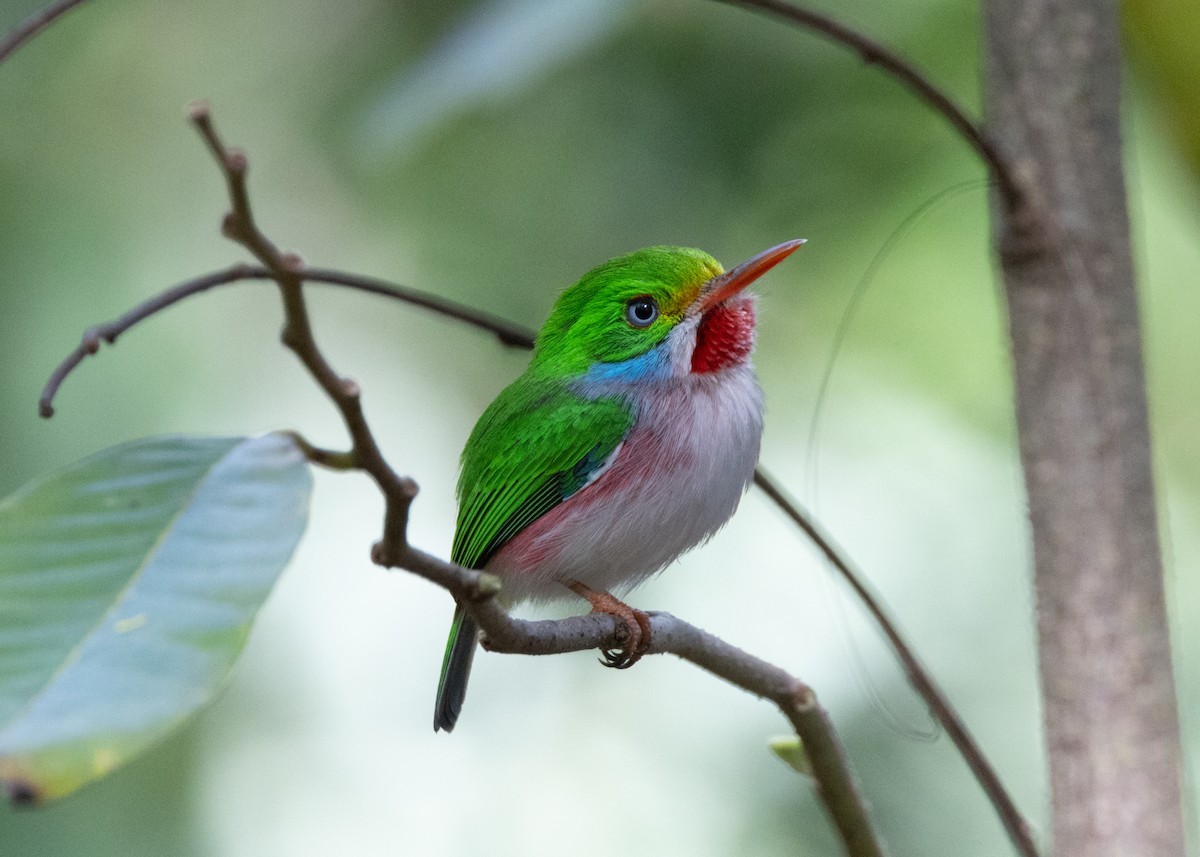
left=698, top=238, right=806, bottom=312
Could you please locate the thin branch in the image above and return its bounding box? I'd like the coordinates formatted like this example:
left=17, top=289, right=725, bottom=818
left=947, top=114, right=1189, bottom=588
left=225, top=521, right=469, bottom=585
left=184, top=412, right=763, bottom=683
left=187, top=102, right=417, bottom=551
left=389, top=543, right=885, bottom=857
left=0, top=0, right=90, bottom=65
left=303, top=267, right=534, bottom=349
left=720, top=0, right=1087, bottom=317
left=40, top=265, right=252, bottom=418
left=753, top=470, right=1040, bottom=857
left=714, top=0, right=1023, bottom=210
left=38, top=265, right=533, bottom=417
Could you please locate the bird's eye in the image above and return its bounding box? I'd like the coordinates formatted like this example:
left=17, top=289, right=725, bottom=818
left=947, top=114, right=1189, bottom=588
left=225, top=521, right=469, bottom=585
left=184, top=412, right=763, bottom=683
left=625, top=296, right=659, bottom=328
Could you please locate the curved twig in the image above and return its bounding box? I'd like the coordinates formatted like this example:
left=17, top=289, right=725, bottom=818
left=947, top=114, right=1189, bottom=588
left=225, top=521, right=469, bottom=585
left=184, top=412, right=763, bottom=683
left=302, top=267, right=535, bottom=349
left=0, top=0, right=91, bottom=65
left=38, top=265, right=533, bottom=418
left=395, top=539, right=881, bottom=854
left=754, top=470, right=1040, bottom=856
left=2, top=0, right=1024, bottom=210
left=714, top=0, right=1023, bottom=210
left=40, top=265, right=254, bottom=418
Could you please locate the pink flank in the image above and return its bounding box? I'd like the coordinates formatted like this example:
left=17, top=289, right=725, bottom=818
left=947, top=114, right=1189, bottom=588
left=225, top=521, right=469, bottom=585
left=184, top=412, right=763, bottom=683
left=492, top=420, right=678, bottom=573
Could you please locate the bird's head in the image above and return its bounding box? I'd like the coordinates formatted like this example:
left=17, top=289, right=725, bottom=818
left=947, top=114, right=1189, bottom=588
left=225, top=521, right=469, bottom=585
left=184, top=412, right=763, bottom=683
left=533, top=240, right=804, bottom=385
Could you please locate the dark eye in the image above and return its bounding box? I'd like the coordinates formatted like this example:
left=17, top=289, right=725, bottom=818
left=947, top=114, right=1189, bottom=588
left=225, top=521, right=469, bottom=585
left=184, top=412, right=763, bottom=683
left=625, top=296, right=659, bottom=328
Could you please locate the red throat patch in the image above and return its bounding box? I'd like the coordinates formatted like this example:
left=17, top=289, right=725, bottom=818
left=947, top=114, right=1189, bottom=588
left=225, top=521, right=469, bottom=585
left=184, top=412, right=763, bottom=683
left=691, top=300, right=755, bottom=374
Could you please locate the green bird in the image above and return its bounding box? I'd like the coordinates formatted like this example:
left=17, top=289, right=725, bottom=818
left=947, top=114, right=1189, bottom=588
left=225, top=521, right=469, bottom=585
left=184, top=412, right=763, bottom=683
left=435, top=239, right=804, bottom=732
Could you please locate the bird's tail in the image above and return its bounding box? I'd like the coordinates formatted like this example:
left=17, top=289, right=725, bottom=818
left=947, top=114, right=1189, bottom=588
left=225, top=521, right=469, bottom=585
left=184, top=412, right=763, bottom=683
left=434, top=604, right=478, bottom=732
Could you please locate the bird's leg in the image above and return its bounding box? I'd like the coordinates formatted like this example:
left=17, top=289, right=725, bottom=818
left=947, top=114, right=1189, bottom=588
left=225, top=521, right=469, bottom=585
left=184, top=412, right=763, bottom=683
left=567, top=580, right=652, bottom=669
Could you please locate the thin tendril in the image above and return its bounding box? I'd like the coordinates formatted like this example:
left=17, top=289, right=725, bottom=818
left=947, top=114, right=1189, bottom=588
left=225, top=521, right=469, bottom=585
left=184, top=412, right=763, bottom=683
left=805, top=178, right=990, bottom=503
left=805, top=178, right=990, bottom=740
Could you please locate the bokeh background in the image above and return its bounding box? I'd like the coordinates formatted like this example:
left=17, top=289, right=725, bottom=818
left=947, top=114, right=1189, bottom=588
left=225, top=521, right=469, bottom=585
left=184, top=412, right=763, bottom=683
left=0, top=0, right=1197, bottom=854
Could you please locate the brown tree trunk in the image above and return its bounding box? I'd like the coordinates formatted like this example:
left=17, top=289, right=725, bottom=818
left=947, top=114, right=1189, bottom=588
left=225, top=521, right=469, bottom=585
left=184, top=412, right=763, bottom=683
left=982, top=1, right=1187, bottom=855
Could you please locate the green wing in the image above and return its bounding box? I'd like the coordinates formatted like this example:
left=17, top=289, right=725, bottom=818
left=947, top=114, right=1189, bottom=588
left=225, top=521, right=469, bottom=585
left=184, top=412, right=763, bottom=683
left=452, top=378, right=634, bottom=569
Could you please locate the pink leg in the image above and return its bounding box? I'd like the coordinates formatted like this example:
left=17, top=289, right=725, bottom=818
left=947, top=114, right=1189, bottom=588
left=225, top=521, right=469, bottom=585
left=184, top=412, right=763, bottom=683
left=568, top=580, right=652, bottom=669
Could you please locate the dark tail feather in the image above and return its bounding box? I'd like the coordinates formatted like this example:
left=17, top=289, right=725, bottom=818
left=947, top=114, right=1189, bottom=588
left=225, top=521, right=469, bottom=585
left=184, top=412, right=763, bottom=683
left=434, top=604, right=478, bottom=732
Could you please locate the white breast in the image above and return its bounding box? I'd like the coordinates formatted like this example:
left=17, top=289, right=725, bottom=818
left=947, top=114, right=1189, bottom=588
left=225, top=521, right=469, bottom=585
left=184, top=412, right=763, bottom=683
left=488, top=363, right=764, bottom=603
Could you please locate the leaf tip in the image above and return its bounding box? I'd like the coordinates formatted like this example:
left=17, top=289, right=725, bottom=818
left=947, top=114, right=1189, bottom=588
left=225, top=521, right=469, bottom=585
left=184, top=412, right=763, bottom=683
left=768, top=735, right=813, bottom=777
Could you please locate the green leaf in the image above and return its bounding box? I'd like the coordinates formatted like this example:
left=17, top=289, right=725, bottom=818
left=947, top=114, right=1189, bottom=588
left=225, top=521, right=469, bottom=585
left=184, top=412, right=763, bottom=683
left=0, top=434, right=312, bottom=805
left=769, top=735, right=813, bottom=777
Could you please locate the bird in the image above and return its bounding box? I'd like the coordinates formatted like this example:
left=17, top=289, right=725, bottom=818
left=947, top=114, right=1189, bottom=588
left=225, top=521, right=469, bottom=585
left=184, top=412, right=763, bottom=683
left=434, top=239, right=804, bottom=732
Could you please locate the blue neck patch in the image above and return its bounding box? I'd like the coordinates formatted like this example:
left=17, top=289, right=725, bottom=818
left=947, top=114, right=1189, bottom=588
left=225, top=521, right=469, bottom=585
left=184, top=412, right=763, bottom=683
left=578, top=343, right=673, bottom=388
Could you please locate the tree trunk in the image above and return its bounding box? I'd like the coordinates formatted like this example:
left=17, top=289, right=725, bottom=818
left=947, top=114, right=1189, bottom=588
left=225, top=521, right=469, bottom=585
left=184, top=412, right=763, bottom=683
left=982, top=1, right=1187, bottom=855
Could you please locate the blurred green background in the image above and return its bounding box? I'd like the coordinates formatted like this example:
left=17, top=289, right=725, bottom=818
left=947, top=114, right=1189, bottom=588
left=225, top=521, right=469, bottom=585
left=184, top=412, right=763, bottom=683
left=0, top=0, right=1197, bottom=854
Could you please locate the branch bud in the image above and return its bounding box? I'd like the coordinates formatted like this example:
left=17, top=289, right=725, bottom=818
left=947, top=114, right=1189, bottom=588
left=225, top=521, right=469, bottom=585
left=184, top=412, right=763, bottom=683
left=185, top=100, right=211, bottom=123
left=225, top=148, right=248, bottom=174
left=470, top=572, right=503, bottom=600
left=370, top=540, right=394, bottom=568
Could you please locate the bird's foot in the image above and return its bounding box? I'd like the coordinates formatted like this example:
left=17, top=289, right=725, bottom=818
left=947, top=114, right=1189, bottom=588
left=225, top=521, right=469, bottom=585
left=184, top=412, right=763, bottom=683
left=567, top=581, right=652, bottom=669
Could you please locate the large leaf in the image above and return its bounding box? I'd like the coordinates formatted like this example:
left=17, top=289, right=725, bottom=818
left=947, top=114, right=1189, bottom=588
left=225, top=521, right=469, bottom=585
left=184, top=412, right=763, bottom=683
left=0, top=434, right=312, bottom=805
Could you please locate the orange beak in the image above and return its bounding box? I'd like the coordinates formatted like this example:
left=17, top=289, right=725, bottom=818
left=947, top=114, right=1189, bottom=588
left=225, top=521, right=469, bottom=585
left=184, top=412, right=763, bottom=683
left=698, top=239, right=805, bottom=312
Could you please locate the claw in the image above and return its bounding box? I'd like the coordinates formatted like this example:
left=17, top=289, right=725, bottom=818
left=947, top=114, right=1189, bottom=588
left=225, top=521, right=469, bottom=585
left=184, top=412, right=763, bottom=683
left=568, top=580, right=652, bottom=669
left=599, top=648, right=626, bottom=668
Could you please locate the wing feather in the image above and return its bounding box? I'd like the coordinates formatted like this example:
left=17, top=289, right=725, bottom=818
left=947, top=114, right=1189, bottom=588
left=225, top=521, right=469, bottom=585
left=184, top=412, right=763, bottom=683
left=452, top=379, right=633, bottom=570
